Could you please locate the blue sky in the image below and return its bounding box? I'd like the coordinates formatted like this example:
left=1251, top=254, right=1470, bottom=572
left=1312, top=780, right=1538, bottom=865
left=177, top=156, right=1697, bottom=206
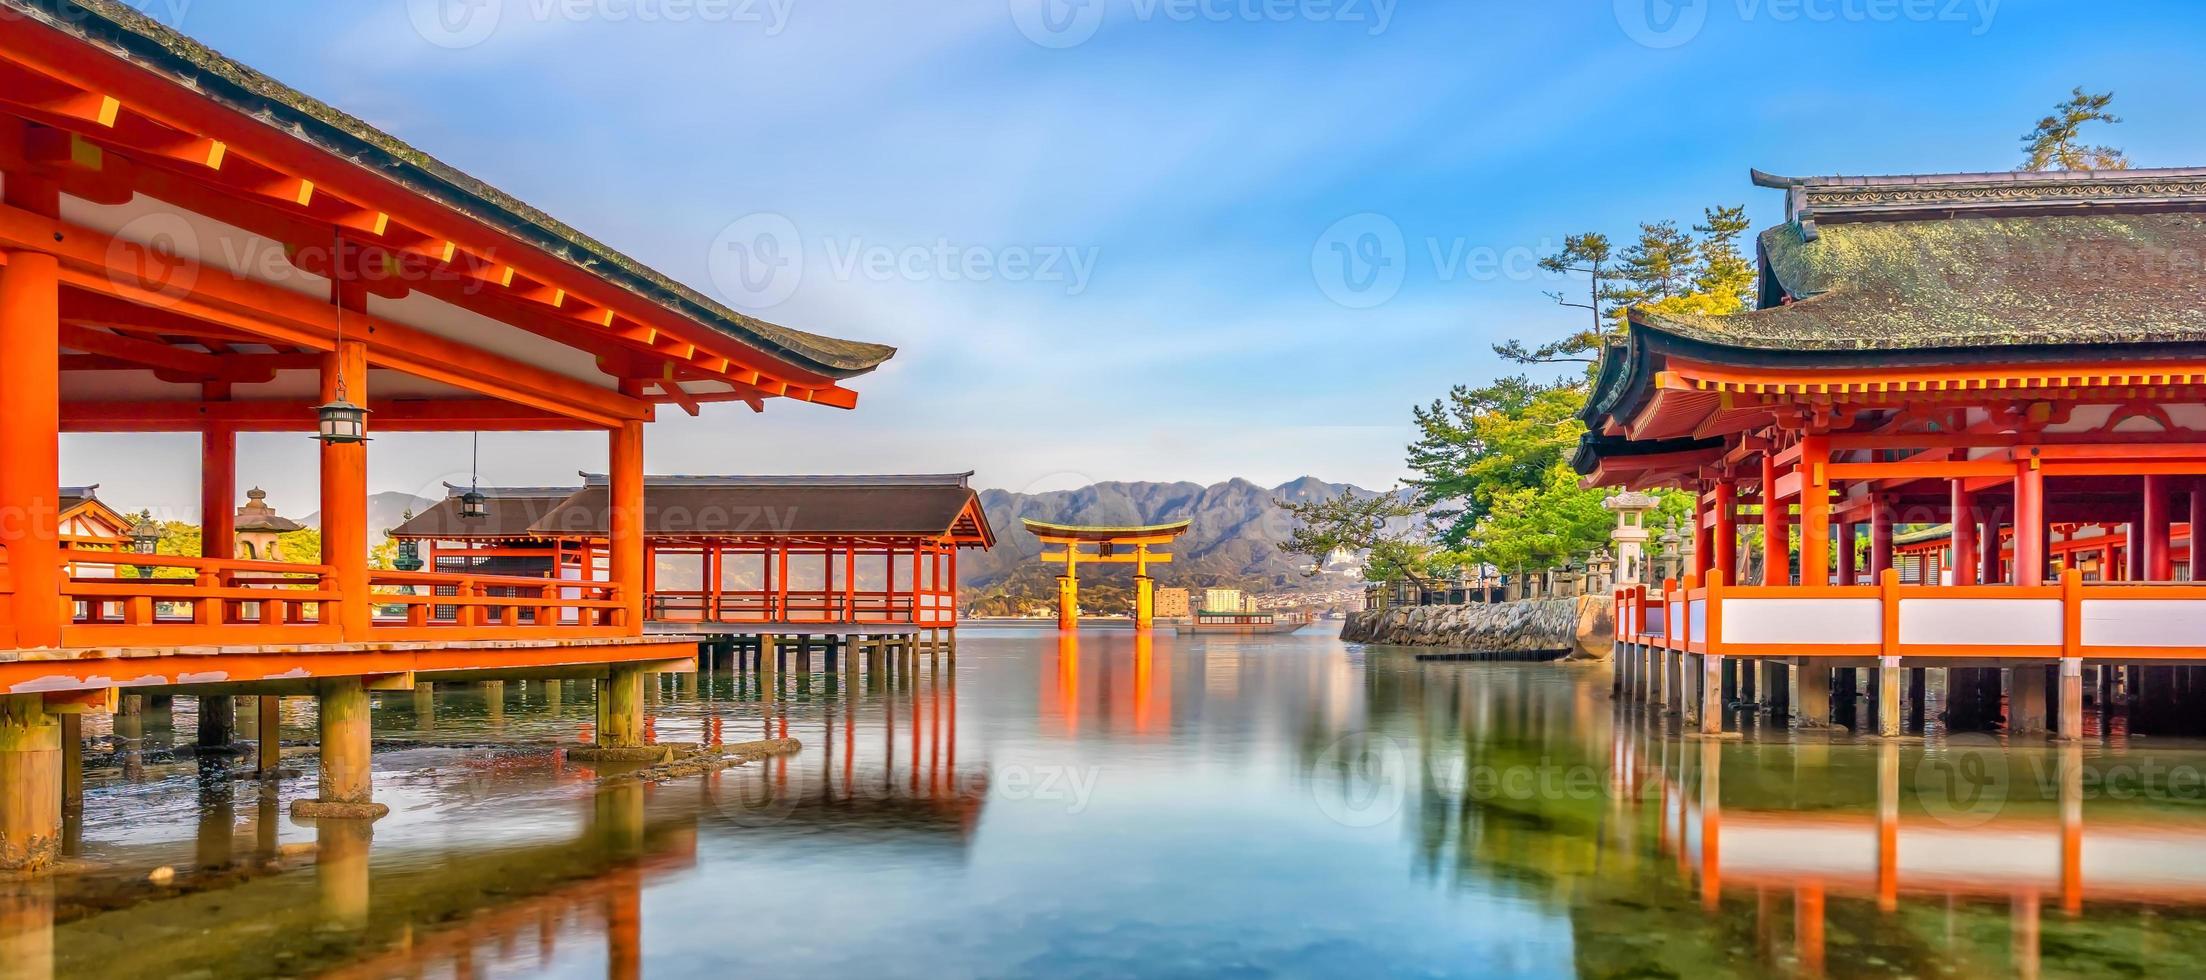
left=62, top=0, right=2206, bottom=518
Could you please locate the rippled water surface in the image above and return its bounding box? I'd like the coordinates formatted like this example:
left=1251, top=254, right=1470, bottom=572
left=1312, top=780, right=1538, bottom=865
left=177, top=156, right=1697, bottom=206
left=30, top=627, right=2206, bottom=978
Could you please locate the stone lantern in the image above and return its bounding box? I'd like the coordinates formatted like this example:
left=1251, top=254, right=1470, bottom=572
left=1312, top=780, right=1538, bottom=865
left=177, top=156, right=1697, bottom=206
left=1657, top=516, right=1683, bottom=583
left=1603, top=491, right=1658, bottom=585
left=1589, top=548, right=1615, bottom=593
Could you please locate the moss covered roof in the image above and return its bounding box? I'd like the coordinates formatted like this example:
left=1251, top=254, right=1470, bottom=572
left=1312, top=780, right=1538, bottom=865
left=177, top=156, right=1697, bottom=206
left=22, top=0, right=893, bottom=378
left=1638, top=211, right=2206, bottom=351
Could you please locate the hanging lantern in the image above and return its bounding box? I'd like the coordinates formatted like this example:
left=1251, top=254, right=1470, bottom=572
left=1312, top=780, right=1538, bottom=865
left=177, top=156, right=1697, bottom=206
left=129, top=516, right=163, bottom=578
left=394, top=537, right=424, bottom=573
left=315, top=397, right=369, bottom=444
left=459, top=489, right=488, bottom=521
left=129, top=516, right=162, bottom=555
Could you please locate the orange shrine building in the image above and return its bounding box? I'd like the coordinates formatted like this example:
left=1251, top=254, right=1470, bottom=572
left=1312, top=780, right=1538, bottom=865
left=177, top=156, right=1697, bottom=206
left=392, top=473, right=994, bottom=634
left=1582, top=166, right=2206, bottom=742
left=0, top=1, right=894, bottom=871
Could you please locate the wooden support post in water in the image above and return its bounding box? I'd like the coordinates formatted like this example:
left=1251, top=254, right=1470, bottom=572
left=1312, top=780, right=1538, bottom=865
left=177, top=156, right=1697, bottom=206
left=58, top=714, right=81, bottom=823
left=2010, top=664, right=2048, bottom=735
left=2058, top=659, right=2084, bottom=741
left=293, top=678, right=386, bottom=820
left=1793, top=660, right=1831, bottom=730
left=257, top=695, right=283, bottom=776
left=1700, top=655, right=1724, bottom=734
left=598, top=665, right=645, bottom=749
left=1878, top=656, right=1903, bottom=737
left=198, top=694, right=235, bottom=750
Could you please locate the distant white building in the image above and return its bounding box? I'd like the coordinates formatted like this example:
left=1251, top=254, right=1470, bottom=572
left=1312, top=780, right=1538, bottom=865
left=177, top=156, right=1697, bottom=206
left=1321, top=546, right=1365, bottom=579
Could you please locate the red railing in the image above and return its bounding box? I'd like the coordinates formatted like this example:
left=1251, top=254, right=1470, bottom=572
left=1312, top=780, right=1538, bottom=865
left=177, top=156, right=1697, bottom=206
left=1617, top=568, right=2206, bottom=661
left=649, top=587, right=954, bottom=628
left=368, top=569, right=628, bottom=641
left=63, top=548, right=339, bottom=646
left=58, top=548, right=628, bottom=646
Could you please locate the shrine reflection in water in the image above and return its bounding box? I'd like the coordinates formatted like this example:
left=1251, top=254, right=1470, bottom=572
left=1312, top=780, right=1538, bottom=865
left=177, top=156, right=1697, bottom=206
left=14, top=629, right=2206, bottom=977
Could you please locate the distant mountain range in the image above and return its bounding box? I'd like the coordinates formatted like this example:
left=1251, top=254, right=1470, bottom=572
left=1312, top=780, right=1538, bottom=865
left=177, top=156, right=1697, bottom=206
left=962, top=477, right=1387, bottom=601
left=316, top=479, right=1390, bottom=601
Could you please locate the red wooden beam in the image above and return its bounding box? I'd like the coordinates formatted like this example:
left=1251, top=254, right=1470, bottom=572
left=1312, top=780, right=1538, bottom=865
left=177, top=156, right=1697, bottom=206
left=0, top=40, right=864, bottom=408
left=62, top=398, right=603, bottom=432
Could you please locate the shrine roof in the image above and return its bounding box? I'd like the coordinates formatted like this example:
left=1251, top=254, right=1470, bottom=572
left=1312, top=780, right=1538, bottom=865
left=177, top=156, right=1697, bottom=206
left=17, top=0, right=893, bottom=379
left=531, top=476, right=994, bottom=545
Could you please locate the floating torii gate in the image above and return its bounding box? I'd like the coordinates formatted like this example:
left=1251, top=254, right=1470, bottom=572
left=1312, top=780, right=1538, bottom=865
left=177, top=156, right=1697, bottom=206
left=1023, top=519, right=1192, bottom=631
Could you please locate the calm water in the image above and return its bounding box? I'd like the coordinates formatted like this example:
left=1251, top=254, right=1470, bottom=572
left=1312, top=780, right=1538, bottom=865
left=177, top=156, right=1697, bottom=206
left=29, top=628, right=2206, bottom=978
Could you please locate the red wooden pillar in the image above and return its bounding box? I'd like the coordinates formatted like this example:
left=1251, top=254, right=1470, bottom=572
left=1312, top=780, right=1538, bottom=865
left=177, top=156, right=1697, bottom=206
left=1692, top=487, right=1713, bottom=580
left=1870, top=494, right=1895, bottom=579
left=2144, top=474, right=2173, bottom=581
left=0, top=168, right=63, bottom=649
left=774, top=541, right=790, bottom=622
left=844, top=546, right=857, bottom=620
left=705, top=544, right=721, bottom=620
left=608, top=421, right=646, bottom=632
left=2015, top=462, right=2047, bottom=587
left=1836, top=520, right=1857, bottom=586
left=2190, top=482, right=2206, bottom=580
left=319, top=333, right=370, bottom=638
left=1760, top=450, right=1788, bottom=585
left=1994, top=505, right=2011, bottom=582
left=1951, top=484, right=1978, bottom=586
left=1712, top=479, right=1738, bottom=585
left=1798, top=434, right=1831, bottom=587
left=201, top=383, right=237, bottom=562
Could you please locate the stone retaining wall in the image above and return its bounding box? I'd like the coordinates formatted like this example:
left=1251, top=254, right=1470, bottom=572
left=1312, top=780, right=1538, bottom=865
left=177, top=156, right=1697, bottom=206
left=1340, top=595, right=1614, bottom=660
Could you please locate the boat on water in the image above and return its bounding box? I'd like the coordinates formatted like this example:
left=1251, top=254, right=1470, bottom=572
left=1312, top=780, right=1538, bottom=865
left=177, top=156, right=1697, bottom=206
left=1172, top=610, right=1310, bottom=635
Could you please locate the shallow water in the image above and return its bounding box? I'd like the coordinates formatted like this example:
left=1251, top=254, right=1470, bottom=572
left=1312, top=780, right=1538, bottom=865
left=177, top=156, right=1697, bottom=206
left=26, top=628, right=2206, bottom=978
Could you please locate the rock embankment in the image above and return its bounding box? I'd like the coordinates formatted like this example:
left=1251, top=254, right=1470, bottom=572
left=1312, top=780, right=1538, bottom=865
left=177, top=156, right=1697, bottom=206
left=1340, top=595, right=1614, bottom=660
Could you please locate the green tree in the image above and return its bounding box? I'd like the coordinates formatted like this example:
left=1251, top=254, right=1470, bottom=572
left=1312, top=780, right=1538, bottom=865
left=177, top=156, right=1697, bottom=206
left=1692, top=205, right=1755, bottom=311
left=1276, top=490, right=1458, bottom=587
left=280, top=527, right=324, bottom=564
left=1495, top=233, right=1615, bottom=365
left=1461, top=462, right=1611, bottom=572
left=1405, top=377, right=1586, bottom=548
left=1602, top=220, right=1699, bottom=311
left=2020, top=87, right=2129, bottom=172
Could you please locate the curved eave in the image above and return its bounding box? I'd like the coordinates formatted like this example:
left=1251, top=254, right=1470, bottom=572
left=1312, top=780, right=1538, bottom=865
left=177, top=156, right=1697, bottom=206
left=1635, top=307, right=2206, bottom=372
left=15, top=0, right=891, bottom=381
left=1020, top=519, right=1193, bottom=542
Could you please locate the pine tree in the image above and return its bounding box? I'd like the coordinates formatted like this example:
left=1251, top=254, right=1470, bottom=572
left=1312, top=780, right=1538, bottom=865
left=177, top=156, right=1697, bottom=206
left=2021, top=87, right=2130, bottom=172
